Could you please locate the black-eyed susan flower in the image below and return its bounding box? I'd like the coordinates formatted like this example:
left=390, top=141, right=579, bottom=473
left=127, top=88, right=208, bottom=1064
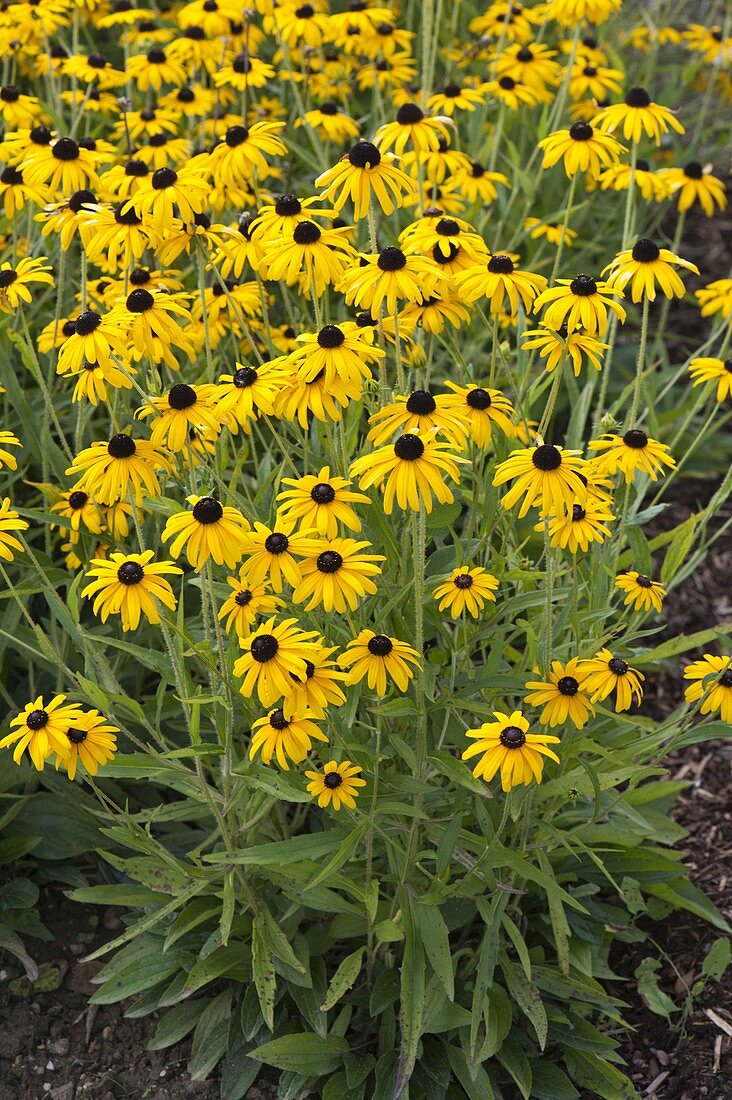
left=0, top=165, right=47, bottom=218
left=274, top=367, right=362, bottom=428
left=0, top=695, right=84, bottom=772
left=82, top=550, right=182, bottom=631
left=50, top=490, right=104, bottom=539
left=484, top=75, right=540, bottom=110
left=696, top=279, right=732, bottom=321
left=597, top=159, right=673, bottom=203
left=399, top=291, right=472, bottom=334
left=296, top=102, right=360, bottom=143
left=0, top=256, right=53, bottom=312
left=249, top=707, right=328, bottom=770
left=125, top=46, right=187, bottom=91
left=80, top=203, right=160, bottom=270
left=521, top=324, right=608, bottom=376
left=615, top=572, right=666, bottom=613
left=441, top=383, right=515, bottom=447
left=569, top=61, right=624, bottom=101
left=0, top=498, right=28, bottom=562
left=234, top=616, right=321, bottom=708
left=240, top=517, right=322, bottom=592
left=283, top=646, right=347, bottom=719
left=136, top=383, right=221, bottom=452
left=375, top=102, right=451, bottom=156
left=366, top=389, right=467, bottom=447
left=593, top=86, right=684, bottom=144
left=539, top=121, right=625, bottom=178
left=124, top=164, right=210, bottom=231
left=66, top=433, right=170, bottom=507
left=427, top=81, right=489, bottom=115
left=294, top=538, right=384, bottom=612
left=162, top=496, right=250, bottom=571
left=580, top=649, right=644, bottom=712
left=433, top=566, right=499, bottom=618
left=56, top=308, right=129, bottom=377
left=340, top=245, right=445, bottom=316
left=213, top=360, right=288, bottom=435
left=589, top=430, right=676, bottom=483
left=541, top=498, right=615, bottom=552
left=455, top=160, right=509, bottom=206
left=689, top=357, right=732, bottom=402
left=533, top=274, right=626, bottom=336
left=455, top=254, right=547, bottom=315
left=252, top=194, right=335, bottom=248
left=109, top=288, right=193, bottom=370
left=276, top=467, right=370, bottom=537
left=602, top=239, right=699, bottom=302
left=659, top=162, right=727, bottom=217
left=350, top=431, right=465, bottom=514
left=305, top=760, right=366, bottom=810
left=493, top=444, right=587, bottom=518
left=683, top=655, right=732, bottom=723
left=525, top=659, right=594, bottom=728
left=218, top=571, right=283, bottom=638
left=207, top=122, right=286, bottom=186
left=462, top=711, right=560, bottom=792
left=339, top=629, right=420, bottom=695
left=21, top=135, right=101, bottom=195
left=287, top=322, right=384, bottom=386
left=56, top=709, right=119, bottom=781
left=263, top=219, right=356, bottom=296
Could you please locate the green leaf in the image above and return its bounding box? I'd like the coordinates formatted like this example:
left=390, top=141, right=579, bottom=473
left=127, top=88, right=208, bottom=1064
left=702, top=937, right=731, bottom=981
left=646, top=879, right=730, bottom=933
left=661, top=515, right=698, bottom=586
left=416, top=905, right=454, bottom=1002
left=0, top=836, right=40, bottom=864
left=530, top=1061, right=580, bottom=1099
left=181, top=943, right=251, bottom=999
left=69, top=884, right=166, bottom=907
left=635, top=958, right=677, bottom=1018
left=220, top=871, right=235, bottom=948
left=320, top=947, right=365, bottom=1011
left=563, top=1050, right=636, bottom=1100
left=634, top=625, right=732, bottom=666
left=190, top=990, right=232, bottom=1080
left=0, top=923, right=38, bottom=980
left=305, top=823, right=366, bottom=890
left=252, top=917, right=276, bottom=1032
left=248, top=1033, right=349, bottom=1075
left=500, top=954, right=547, bottom=1050
left=497, top=1033, right=532, bottom=1099
left=394, top=899, right=426, bottom=1097
left=205, top=830, right=349, bottom=867
left=147, top=1001, right=207, bottom=1050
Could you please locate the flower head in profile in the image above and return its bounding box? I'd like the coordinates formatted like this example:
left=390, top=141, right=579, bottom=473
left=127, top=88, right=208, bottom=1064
left=522, top=324, right=608, bottom=377
left=689, top=358, right=732, bottom=403
left=283, top=646, right=347, bottom=720
left=433, top=566, right=499, bottom=618
left=162, top=496, right=250, bottom=571
left=249, top=708, right=328, bottom=770
left=136, top=383, right=221, bottom=452
left=615, top=572, right=666, bottom=613
left=350, top=431, right=465, bottom=514
left=1, top=695, right=83, bottom=771
left=683, top=656, right=732, bottom=723
left=533, top=274, right=626, bottom=336
left=660, top=162, right=727, bottom=218
left=602, top=239, right=698, bottom=302
left=462, top=711, right=560, bottom=792
left=375, top=102, right=451, bottom=156
left=306, top=760, right=366, bottom=810
left=56, top=709, right=119, bottom=780
left=339, top=245, right=446, bottom=316
left=539, top=121, right=624, bottom=177
left=316, top=140, right=415, bottom=220
left=579, top=649, right=644, bottom=712
left=589, top=430, right=675, bottom=483
left=541, top=498, right=615, bottom=552
left=524, top=659, right=594, bottom=729
left=82, top=550, right=182, bottom=631
left=455, top=253, right=547, bottom=315
left=696, top=279, right=732, bottom=321
left=65, top=433, right=170, bottom=507
left=593, top=86, right=684, bottom=144
left=0, top=256, right=54, bottom=312
left=441, top=383, right=515, bottom=447
left=339, top=630, right=421, bottom=696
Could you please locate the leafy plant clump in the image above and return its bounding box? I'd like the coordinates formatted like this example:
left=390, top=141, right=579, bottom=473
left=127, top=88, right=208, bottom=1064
left=0, top=0, right=730, bottom=1098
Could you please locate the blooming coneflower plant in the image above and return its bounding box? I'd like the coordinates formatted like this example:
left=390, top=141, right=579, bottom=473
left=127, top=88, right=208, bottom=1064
left=0, top=1, right=728, bottom=1092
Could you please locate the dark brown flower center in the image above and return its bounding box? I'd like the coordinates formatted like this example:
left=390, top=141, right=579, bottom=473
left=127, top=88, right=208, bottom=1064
left=608, top=657, right=629, bottom=675
left=570, top=274, right=597, bottom=296
left=250, top=634, right=278, bottom=662
left=557, top=676, right=579, bottom=696
left=499, top=725, right=526, bottom=748
left=26, top=709, right=49, bottom=731
left=107, top=433, right=136, bottom=458
left=316, top=550, right=343, bottom=573
left=324, top=771, right=343, bottom=789
left=631, top=238, right=660, bottom=263
left=192, top=497, right=223, bottom=524
left=623, top=429, right=648, bottom=449
left=264, top=532, right=289, bottom=554
left=117, top=561, right=144, bottom=585
left=532, top=444, right=562, bottom=471
left=368, top=634, right=393, bottom=656
left=393, top=433, right=425, bottom=461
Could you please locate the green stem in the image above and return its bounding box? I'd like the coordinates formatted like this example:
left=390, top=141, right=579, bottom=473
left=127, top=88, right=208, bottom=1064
left=628, top=294, right=650, bottom=428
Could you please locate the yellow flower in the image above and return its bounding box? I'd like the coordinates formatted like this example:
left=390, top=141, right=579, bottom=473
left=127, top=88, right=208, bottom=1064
left=539, top=121, right=625, bottom=178
left=293, top=538, right=384, bottom=613
left=659, top=162, right=727, bottom=217
left=462, top=711, right=560, bottom=792
left=1, top=695, right=84, bottom=772
left=602, top=239, right=698, bottom=302
left=683, top=656, right=732, bottom=723
left=234, top=616, right=322, bottom=708
left=218, top=572, right=284, bottom=638
left=525, top=658, right=595, bottom=728
left=689, top=357, right=732, bottom=403
left=533, top=275, right=626, bottom=336
left=339, top=630, right=421, bottom=696
left=55, top=709, right=119, bottom=780
left=493, top=444, right=587, bottom=518
left=593, top=86, right=684, bottom=144
left=588, top=431, right=675, bottom=483
left=350, top=431, right=465, bottom=514
left=455, top=254, right=547, bottom=315
left=579, top=649, right=644, bottom=712
left=615, top=572, right=666, bottom=613
left=162, top=496, right=250, bottom=572
left=316, top=140, right=415, bottom=220
left=305, top=760, right=366, bottom=810
left=82, top=550, right=182, bottom=631
left=276, top=467, right=371, bottom=538
left=433, top=566, right=499, bottom=618
left=249, top=708, right=328, bottom=770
